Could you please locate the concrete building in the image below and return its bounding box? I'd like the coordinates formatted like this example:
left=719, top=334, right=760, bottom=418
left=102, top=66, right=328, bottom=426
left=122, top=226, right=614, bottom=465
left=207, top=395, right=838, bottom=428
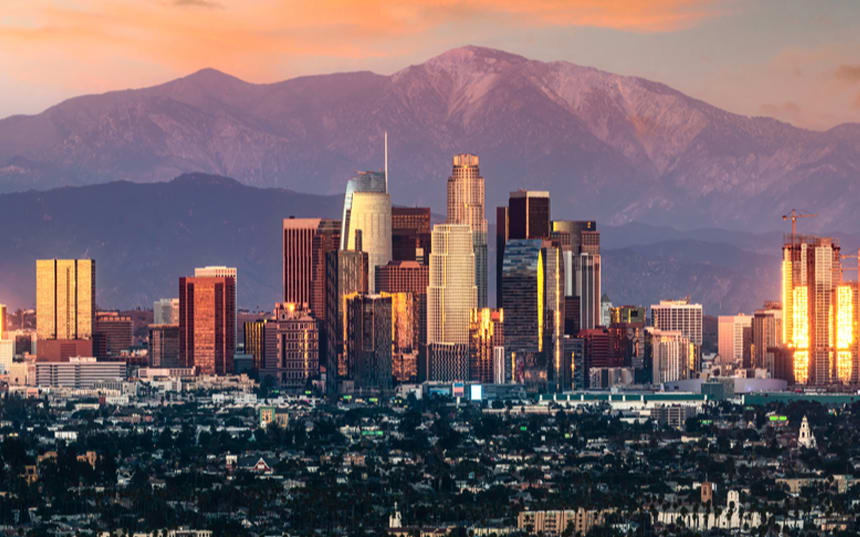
left=33, top=357, right=126, bottom=388
left=153, top=298, right=179, bottom=325
left=649, top=328, right=692, bottom=384
left=652, top=298, right=703, bottom=373
left=148, top=324, right=180, bottom=368
left=718, top=313, right=752, bottom=364
left=258, top=303, right=320, bottom=390
left=424, top=342, right=469, bottom=382
left=179, top=274, right=236, bottom=375
left=447, top=154, right=488, bottom=308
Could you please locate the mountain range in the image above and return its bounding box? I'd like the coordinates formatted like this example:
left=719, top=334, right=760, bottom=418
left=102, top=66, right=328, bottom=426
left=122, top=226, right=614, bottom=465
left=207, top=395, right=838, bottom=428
left=0, top=173, right=812, bottom=316
left=1, top=46, right=859, bottom=231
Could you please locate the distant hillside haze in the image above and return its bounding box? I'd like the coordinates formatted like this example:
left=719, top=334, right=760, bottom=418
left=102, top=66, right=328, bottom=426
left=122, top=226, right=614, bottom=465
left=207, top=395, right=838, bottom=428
left=1, top=46, right=859, bottom=231
left=4, top=173, right=854, bottom=316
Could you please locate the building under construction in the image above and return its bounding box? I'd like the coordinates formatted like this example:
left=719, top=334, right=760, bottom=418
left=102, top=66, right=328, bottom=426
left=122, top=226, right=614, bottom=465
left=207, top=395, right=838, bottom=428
left=782, top=234, right=859, bottom=384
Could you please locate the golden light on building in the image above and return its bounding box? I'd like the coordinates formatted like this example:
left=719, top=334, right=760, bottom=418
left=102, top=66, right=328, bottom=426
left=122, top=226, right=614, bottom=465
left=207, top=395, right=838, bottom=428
left=791, top=286, right=808, bottom=349
left=537, top=249, right=544, bottom=353
left=782, top=259, right=791, bottom=344
left=794, top=351, right=809, bottom=384
left=688, top=342, right=696, bottom=373
left=836, top=285, right=853, bottom=383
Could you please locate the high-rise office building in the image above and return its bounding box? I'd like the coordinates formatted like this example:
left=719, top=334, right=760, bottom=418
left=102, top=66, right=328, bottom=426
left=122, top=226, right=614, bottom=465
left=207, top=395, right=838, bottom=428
left=148, top=324, right=180, bottom=368
left=651, top=299, right=703, bottom=374
left=392, top=207, right=431, bottom=264
left=611, top=305, right=646, bottom=325
left=153, top=298, right=179, bottom=325
left=282, top=217, right=340, bottom=318
left=340, top=171, right=386, bottom=250
left=257, top=303, right=320, bottom=390
left=501, top=239, right=564, bottom=387
left=552, top=220, right=601, bottom=332
left=496, top=191, right=550, bottom=308
left=427, top=224, right=477, bottom=346
left=469, top=308, right=504, bottom=383
left=718, top=314, right=753, bottom=364
left=0, top=303, right=6, bottom=341
left=93, top=311, right=133, bottom=359
left=781, top=235, right=852, bottom=384
left=447, top=154, right=489, bottom=308
left=424, top=342, right=470, bottom=381
left=0, top=304, right=9, bottom=375
left=344, top=192, right=391, bottom=293
left=346, top=294, right=393, bottom=391
left=194, top=266, right=238, bottom=344
left=36, top=259, right=95, bottom=341
left=648, top=328, right=692, bottom=384
left=376, top=261, right=429, bottom=297
left=325, top=246, right=369, bottom=384
left=752, top=301, right=783, bottom=372
left=179, top=274, right=236, bottom=375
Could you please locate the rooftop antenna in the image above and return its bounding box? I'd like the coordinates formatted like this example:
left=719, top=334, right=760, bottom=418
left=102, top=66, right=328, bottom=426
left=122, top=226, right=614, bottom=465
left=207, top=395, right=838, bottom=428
left=384, top=131, right=389, bottom=193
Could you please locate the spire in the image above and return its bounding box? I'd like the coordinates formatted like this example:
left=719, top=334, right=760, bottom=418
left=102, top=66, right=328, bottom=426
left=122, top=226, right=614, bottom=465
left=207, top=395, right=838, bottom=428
left=384, top=131, right=389, bottom=193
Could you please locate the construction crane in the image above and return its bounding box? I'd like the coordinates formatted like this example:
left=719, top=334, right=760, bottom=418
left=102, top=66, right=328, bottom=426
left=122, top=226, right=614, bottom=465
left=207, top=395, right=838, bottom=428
left=782, top=209, right=817, bottom=243
left=840, top=249, right=860, bottom=282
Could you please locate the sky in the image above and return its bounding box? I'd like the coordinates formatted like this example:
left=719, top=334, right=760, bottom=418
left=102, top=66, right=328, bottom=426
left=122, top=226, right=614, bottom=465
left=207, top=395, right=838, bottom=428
left=1, top=0, right=859, bottom=130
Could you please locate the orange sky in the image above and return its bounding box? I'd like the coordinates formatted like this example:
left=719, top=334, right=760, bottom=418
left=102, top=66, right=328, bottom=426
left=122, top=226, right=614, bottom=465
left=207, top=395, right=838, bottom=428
left=1, top=0, right=859, bottom=129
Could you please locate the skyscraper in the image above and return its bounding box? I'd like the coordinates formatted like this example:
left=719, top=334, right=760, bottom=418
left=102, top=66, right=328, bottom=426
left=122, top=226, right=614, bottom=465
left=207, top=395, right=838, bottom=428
left=93, top=311, right=133, bottom=359
left=258, top=302, right=320, bottom=390
left=752, top=301, right=783, bottom=371
left=344, top=192, right=391, bottom=293
left=346, top=294, right=392, bottom=391
left=325, top=245, right=369, bottom=385
left=0, top=303, right=6, bottom=341
left=36, top=259, right=95, bottom=341
left=781, top=235, right=850, bottom=384
left=427, top=224, right=477, bottom=346
left=651, top=299, right=703, bottom=374
left=501, top=239, right=564, bottom=387
left=552, top=220, right=601, bottom=332
left=496, top=191, right=550, bottom=308
left=469, top=308, right=504, bottom=383
left=194, top=265, right=238, bottom=344
left=447, top=154, right=488, bottom=307
left=391, top=207, right=431, bottom=264
left=648, top=328, right=692, bottom=384
left=718, top=314, right=752, bottom=364
left=179, top=274, right=236, bottom=375
left=283, top=217, right=341, bottom=318
left=148, top=324, right=180, bottom=368
left=340, top=171, right=386, bottom=250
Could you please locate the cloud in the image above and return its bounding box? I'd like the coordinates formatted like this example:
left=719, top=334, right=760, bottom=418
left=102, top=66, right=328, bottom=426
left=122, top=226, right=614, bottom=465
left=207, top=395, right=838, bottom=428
left=173, top=0, right=222, bottom=7
left=835, top=65, right=860, bottom=83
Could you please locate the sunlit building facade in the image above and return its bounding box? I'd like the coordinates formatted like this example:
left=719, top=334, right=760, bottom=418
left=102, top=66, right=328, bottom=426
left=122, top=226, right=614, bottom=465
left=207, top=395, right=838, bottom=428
left=344, top=192, right=391, bottom=293
left=469, top=308, right=504, bottom=383
left=718, top=313, right=752, bottom=364
left=651, top=298, right=702, bottom=374
left=427, top=224, right=477, bottom=346
left=36, top=259, right=95, bottom=341
left=781, top=235, right=853, bottom=384
left=447, top=154, right=489, bottom=308
left=179, top=274, right=236, bottom=375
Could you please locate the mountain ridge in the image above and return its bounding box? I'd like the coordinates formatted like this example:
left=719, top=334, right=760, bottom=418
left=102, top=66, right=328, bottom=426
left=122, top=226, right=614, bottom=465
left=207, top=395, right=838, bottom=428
left=1, top=45, right=859, bottom=231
